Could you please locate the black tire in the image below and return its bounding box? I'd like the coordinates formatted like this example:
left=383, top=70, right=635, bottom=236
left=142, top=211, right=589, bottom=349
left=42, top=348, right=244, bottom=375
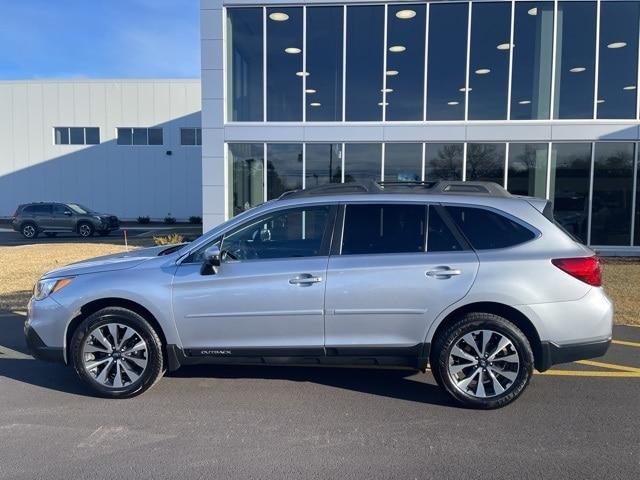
left=77, top=221, right=94, bottom=238
left=70, top=307, right=164, bottom=398
left=431, top=312, right=534, bottom=409
left=21, top=222, right=38, bottom=239
left=44, top=232, right=57, bottom=238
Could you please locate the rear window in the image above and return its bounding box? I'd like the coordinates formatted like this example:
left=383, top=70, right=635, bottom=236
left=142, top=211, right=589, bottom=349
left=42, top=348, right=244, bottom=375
left=341, top=204, right=426, bottom=255
left=23, top=204, right=52, bottom=215
left=445, top=206, right=536, bottom=250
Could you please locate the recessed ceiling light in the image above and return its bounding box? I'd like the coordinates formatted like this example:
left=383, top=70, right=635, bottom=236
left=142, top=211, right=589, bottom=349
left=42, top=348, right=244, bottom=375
left=447, top=101, right=459, bottom=106
left=597, top=99, right=605, bottom=104
left=459, top=87, right=472, bottom=92
left=269, top=12, right=289, bottom=21
left=496, top=43, right=513, bottom=51
left=389, top=45, right=406, bottom=53
left=296, top=71, right=309, bottom=77
left=396, top=10, right=416, bottom=20
left=310, top=102, right=321, bottom=107
left=528, top=7, right=538, bottom=16
left=475, top=68, right=491, bottom=75
left=386, top=70, right=399, bottom=76
left=518, top=100, right=531, bottom=105
left=378, top=102, right=389, bottom=106
left=607, top=42, right=627, bottom=49
left=623, top=85, right=636, bottom=90
left=284, top=47, right=301, bottom=54
left=381, top=88, right=393, bottom=93
left=305, top=89, right=316, bottom=93
left=570, top=67, right=586, bottom=73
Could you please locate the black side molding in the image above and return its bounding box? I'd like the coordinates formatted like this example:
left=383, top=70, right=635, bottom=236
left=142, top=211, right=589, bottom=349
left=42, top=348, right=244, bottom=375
left=537, top=339, right=611, bottom=372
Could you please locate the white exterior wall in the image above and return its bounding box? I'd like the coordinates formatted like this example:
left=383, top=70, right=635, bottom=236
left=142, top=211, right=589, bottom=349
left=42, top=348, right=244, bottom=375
left=0, top=79, right=202, bottom=220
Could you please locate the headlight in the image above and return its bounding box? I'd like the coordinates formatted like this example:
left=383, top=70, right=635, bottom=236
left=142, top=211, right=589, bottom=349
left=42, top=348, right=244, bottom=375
left=33, top=277, right=74, bottom=301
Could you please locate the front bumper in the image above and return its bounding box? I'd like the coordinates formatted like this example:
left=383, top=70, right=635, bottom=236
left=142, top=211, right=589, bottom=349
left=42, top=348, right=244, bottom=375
left=537, top=338, right=611, bottom=372
left=24, top=323, right=65, bottom=363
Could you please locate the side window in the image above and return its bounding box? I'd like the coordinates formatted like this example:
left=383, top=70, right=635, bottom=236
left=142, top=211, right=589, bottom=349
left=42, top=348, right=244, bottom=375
left=427, top=206, right=465, bottom=252
left=53, top=205, right=71, bottom=215
left=220, top=206, right=332, bottom=261
left=445, top=206, right=536, bottom=250
left=341, top=204, right=426, bottom=255
left=28, top=204, right=51, bottom=215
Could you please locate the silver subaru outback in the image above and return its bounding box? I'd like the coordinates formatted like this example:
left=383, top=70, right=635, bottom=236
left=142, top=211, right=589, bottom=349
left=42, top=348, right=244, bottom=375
left=24, top=181, right=613, bottom=409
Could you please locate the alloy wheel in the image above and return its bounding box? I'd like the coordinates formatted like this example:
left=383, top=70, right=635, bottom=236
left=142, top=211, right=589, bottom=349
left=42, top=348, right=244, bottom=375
left=447, top=329, right=520, bottom=398
left=23, top=225, right=35, bottom=237
left=79, top=224, right=91, bottom=236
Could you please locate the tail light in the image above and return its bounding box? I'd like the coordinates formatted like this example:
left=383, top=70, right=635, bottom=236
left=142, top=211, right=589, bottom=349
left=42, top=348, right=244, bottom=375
left=551, top=256, right=602, bottom=287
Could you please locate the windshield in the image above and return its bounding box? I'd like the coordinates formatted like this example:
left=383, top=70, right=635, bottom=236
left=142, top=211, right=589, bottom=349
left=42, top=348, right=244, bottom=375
left=67, top=203, right=94, bottom=214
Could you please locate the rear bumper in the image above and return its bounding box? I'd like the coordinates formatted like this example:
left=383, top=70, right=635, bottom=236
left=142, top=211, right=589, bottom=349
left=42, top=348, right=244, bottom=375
left=537, top=338, right=611, bottom=372
left=24, top=323, right=65, bottom=364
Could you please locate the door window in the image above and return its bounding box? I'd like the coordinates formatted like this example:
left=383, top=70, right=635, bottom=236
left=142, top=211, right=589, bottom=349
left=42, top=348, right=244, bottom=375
left=53, top=205, right=71, bottom=215
left=427, top=207, right=465, bottom=252
left=341, top=204, right=427, bottom=255
left=220, top=206, right=332, bottom=261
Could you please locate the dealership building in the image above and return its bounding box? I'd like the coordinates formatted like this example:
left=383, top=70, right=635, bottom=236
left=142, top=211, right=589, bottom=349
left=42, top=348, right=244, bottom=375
left=200, top=0, right=640, bottom=253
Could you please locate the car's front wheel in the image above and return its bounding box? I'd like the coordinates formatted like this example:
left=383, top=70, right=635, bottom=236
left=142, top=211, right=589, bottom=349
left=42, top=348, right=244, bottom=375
left=70, top=307, right=164, bottom=398
left=77, top=222, right=94, bottom=238
left=431, top=312, right=534, bottom=409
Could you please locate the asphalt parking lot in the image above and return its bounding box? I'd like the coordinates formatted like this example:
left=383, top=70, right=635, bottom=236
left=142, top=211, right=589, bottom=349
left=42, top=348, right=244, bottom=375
left=0, top=311, right=638, bottom=480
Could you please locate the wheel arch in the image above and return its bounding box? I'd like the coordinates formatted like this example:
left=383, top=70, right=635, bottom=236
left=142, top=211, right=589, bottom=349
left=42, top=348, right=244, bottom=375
left=428, top=302, right=544, bottom=371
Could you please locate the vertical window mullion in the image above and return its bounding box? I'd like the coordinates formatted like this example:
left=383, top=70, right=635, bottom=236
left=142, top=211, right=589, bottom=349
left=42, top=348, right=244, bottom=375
left=593, top=0, right=601, bottom=119
left=462, top=143, right=468, bottom=181
left=587, top=142, right=596, bottom=246
left=302, top=143, right=306, bottom=189
left=342, top=5, right=347, bottom=122
left=464, top=2, right=472, bottom=121
left=631, top=143, right=638, bottom=246
left=263, top=143, right=268, bottom=202
left=380, top=143, right=385, bottom=181
left=506, top=0, right=515, bottom=120
left=504, top=143, right=510, bottom=189
left=382, top=5, right=388, bottom=122
left=423, top=4, right=430, bottom=121
left=302, top=6, right=307, bottom=122
left=263, top=7, right=267, bottom=122
left=421, top=143, right=426, bottom=181
left=550, top=0, right=559, bottom=119
left=341, top=142, right=345, bottom=182
left=546, top=141, right=553, bottom=200
left=637, top=8, right=640, bottom=120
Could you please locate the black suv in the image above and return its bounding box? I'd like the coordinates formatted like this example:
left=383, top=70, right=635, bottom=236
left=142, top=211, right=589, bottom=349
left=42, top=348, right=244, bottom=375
left=12, top=203, right=120, bottom=239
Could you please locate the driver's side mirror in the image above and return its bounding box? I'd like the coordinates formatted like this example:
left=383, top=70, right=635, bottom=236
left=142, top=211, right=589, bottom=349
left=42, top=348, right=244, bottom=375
left=200, top=245, right=221, bottom=275
left=64, top=210, right=72, bottom=216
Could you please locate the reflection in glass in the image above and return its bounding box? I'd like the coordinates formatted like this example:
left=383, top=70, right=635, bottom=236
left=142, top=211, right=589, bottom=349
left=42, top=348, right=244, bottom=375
left=426, top=2, right=468, bottom=120
left=267, top=7, right=302, bottom=121
left=267, top=143, right=303, bottom=199
left=228, top=143, right=264, bottom=217
left=346, top=6, right=384, bottom=121
left=424, top=143, right=463, bottom=181
left=344, top=143, right=382, bottom=183
left=227, top=8, right=263, bottom=122
left=549, top=143, right=592, bottom=243
left=511, top=2, right=554, bottom=120
left=305, top=143, right=342, bottom=187
left=591, top=143, right=634, bottom=245
left=468, top=1, right=511, bottom=120
left=306, top=7, right=343, bottom=121
left=384, top=143, right=422, bottom=181
left=507, top=143, right=548, bottom=198
left=554, top=2, right=597, bottom=119
left=466, top=143, right=506, bottom=185
left=386, top=4, right=426, bottom=121
left=597, top=2, right=640, bottom=119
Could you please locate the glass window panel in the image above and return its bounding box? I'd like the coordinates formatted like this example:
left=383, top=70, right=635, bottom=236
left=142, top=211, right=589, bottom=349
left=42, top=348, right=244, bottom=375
left=468, top=1, right=511, bottom=120
left=511, top=2, right=554, bottom=119
left=117, top=128, right=132, bottom=145
left=386, top=4, right=426, bottom=121
left=554, top=2, right=597, bottom=119
left=424, top=143, right=463, bottom=181
left=427, top=206, right=465, bottom=252
left=597, top=2, right=640, bottom=119
left=54, top=127, right=69, bottom=145
left=148, top=128, right=163, bottom=145
left=267, top=7, right=302, bottom=121
left=345, top=5, right=384, bottom=121
left=227, top=8, right=263, bottom=122
left=591, top=143, right=634, bottom=245
left=133, top=128, right=147, bottom=145
left=344, top=143, right=382, bottom=183
left=306, top=7, right=343, bottom=121
left=426, top=2, right=468, bottom=120
left=228, top=143, right=264, bottom=217
left=507, top=143, right=549, bottom=198
left=384, top=143, right=422, bottom=182
left=267, top=143, right=303, bottom=199
left=181, top=128, right=196, bottom=146
left=69, top=127, right=84, bottom=145
left=85, top=128, right=100, bottom=145
left=549, top=143, right=592, bottom=243
left=466, top=143, right=506, bottom=185
left=305, top=143, right=342, bottom=187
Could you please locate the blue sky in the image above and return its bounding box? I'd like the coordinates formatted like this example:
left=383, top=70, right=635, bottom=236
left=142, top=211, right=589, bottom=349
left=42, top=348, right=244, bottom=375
left=0, top=0, right=200, bottom=79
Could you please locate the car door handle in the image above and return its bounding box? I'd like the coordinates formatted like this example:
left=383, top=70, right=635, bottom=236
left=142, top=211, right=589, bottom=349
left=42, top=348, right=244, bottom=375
left=426, top=267, right=462, bottom=278
left=289, top=274, right=323, bottom=285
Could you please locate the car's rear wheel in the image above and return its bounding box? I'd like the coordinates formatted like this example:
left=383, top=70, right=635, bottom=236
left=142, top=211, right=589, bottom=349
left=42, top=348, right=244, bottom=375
left=431, top=312, right=534, bottom=409
left=21, top=222, right=38, bottom=239
left=70, top=307, right=164, bottom=398
left=77, top=222, right=94, bottom=237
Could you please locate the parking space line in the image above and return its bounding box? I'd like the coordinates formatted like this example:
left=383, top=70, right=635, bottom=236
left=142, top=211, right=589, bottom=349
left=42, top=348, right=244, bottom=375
left=536, top=370, right=640, bottom=378
left=575, top=359, right=640, bottom=373
left=611, top=339, right=640, bottom=348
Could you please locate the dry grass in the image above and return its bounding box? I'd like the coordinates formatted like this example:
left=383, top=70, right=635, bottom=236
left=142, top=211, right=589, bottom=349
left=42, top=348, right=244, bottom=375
left=0, top=244, right=638, bottom=325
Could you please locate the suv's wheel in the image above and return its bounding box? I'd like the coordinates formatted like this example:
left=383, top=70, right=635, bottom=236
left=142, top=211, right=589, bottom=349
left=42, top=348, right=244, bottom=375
left=77, top=222, right=94, bottom=237
left=70, top=307, right=164, bottom=398
left=431, top=312, right=534, bottom=409
left=21, top=222, right=38, bottom=239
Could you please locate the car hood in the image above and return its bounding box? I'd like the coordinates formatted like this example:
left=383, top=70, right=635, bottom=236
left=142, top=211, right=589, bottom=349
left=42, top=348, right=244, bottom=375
left=41, top=245, right=171, bottom=279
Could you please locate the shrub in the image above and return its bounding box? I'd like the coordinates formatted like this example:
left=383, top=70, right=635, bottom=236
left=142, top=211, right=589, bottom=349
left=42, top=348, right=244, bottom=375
left=153, top=233, right=185, bottom=246
left=163, top=214, right=176, bottom=225
left=137, top=216, right=150, bottom=224
left=189, top=216, right=202, bottom=224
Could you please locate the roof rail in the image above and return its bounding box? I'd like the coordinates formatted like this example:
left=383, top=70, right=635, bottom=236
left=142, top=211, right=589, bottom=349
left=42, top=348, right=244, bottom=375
left=278, top=181, right=379, bottom=199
